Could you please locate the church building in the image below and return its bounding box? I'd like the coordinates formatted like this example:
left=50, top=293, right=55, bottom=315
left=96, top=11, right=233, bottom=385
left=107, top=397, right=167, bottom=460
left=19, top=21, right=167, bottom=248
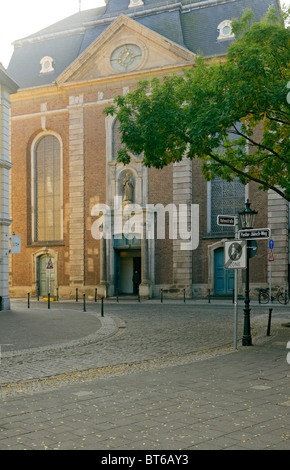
left=7, top=0, right=288, bottom=299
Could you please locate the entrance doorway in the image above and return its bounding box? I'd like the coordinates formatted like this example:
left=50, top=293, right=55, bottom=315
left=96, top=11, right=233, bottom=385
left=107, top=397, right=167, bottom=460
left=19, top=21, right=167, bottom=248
left=214, top=247, right=234, bottom=295
left=37, top=254, right=55, bottom=296
left=115, top=251, right=141, bottom=295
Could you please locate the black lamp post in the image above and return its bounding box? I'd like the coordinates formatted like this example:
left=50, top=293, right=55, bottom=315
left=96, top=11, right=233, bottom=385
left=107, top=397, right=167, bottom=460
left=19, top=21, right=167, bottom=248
left=238, top=199, right=258, bottom=346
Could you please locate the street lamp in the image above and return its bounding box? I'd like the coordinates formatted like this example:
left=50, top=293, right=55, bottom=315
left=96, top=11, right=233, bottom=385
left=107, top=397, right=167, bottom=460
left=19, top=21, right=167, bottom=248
left=238, top=199, right=258, bottom=346
left=238, top=199, right=258, bottom=230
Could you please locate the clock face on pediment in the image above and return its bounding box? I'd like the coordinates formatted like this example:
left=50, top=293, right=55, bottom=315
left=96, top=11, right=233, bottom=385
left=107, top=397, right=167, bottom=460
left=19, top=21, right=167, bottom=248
left=56, top=16, right=196, bottom=86
left=110, top=44, right=142, bottom=72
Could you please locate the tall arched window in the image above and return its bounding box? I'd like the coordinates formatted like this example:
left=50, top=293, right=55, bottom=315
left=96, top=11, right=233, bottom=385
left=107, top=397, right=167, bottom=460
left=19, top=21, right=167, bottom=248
left=207, top=124, right=246, bottom=235
left=112, top=118, right=142, bottom=160
left=210, top=177, right=245, bottom=235
left=112, top=119, right=123, bottom=160
left=33, top=135, right=62, bottom=242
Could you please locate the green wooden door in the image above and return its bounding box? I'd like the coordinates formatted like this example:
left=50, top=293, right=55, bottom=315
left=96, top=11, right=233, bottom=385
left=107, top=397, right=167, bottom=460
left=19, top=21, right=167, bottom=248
left=38, top=255, right=55, bottom=296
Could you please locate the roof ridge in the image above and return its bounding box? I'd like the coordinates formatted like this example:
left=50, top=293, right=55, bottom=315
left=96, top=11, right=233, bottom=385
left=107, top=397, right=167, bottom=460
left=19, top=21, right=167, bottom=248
left=14, top=0, right=241, bottom=46
left=12, top=3, right=184, bottom=47
left=13, top=6, right=107, bottom=44
left=13, top=0, right=241, bottom=47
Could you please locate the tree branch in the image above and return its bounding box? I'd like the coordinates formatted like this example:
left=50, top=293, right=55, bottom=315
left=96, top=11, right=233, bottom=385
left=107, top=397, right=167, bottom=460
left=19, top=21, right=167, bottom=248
left=265, top=113, right=290, bottom=125
left=231, top=124, right=284, bottom=161
left=207, top=151, right=289, bottom=201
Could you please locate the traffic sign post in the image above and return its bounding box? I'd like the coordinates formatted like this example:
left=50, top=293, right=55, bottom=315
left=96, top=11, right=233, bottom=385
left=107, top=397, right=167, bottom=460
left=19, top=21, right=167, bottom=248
left=268, top=240, right=274, bottom=303
left=219, top=214, right=251, bottom=349
left=224, top=240, right=247, bottom=270
left=46, top=258, right=53, bottom=269
left=224, top=240, right=246, bottom=349
left=218, top=213, right=242, bottom=350
left=46, top=258, right=54, bottom=296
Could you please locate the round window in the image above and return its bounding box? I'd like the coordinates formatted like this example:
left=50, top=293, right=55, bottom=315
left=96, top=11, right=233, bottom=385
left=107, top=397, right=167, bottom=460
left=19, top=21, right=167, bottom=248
left=43, top=61, right=51, bottom=70
left=221, top=25, right=232, bottom=36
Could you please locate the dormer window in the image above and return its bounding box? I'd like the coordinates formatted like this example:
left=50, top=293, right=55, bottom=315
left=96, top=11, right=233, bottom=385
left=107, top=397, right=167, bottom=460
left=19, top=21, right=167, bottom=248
left=128, top=0, right=144, bottom=8
left=217, top=20, right=235, bottom=40
left=40, top=56, right=54, bottom=74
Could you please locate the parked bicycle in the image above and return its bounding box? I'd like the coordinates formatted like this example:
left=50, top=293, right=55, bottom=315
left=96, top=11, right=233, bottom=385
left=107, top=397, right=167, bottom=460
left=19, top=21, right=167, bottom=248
left=259, top=286, right=289, bottom=304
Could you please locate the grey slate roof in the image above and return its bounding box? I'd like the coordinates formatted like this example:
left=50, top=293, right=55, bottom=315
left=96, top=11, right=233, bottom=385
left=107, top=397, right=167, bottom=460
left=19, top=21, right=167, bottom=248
left=7, top=0, right=281, bottom=89
left=181, top=0, right=280, bottom=57
left=0, top=64, right=19, bottom=92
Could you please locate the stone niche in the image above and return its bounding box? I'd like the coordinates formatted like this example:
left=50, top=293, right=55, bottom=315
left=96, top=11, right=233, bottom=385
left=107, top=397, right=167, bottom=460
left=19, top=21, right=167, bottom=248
left=120, top=170, right=135, bottom=207
left=106, top=114, right=148, bottom=208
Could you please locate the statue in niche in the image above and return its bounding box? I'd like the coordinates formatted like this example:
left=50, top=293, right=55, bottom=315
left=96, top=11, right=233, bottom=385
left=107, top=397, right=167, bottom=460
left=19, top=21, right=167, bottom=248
left=122, top=172, right=135, bottom=206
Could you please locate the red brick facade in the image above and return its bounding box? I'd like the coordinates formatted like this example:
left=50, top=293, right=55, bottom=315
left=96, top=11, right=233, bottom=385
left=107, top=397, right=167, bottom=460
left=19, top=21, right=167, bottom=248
left=8, top=9, right=287, bottom=300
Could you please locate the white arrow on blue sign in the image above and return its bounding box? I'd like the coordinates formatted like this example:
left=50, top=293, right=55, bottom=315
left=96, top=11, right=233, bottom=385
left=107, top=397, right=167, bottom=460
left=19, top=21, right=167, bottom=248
left=269, top=239, right=274, bottom=250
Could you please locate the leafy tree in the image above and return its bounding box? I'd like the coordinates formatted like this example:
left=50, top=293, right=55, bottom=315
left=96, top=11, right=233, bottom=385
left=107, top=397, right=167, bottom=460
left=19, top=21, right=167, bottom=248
left=105, top=7, right=290, bottom=201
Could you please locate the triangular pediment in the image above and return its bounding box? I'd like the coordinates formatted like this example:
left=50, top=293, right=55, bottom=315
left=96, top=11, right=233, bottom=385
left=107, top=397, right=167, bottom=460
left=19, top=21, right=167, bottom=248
left=56, top=15, right=196, bottom=85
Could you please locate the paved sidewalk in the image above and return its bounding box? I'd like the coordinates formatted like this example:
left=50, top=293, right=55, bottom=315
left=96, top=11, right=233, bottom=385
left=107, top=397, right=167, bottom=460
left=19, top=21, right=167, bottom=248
left=0, top=299, right=289, bottom=450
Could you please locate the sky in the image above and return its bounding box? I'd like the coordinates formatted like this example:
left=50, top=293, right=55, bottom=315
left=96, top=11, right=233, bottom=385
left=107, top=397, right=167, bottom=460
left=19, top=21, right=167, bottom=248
left=0, top=0, right=106, bottom=67
left=0, top=0, right=289, bottom=68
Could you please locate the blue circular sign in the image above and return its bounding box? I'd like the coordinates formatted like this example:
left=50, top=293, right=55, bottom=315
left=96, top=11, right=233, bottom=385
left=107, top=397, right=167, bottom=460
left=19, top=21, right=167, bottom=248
left=269, top=239, right=274, bottom=250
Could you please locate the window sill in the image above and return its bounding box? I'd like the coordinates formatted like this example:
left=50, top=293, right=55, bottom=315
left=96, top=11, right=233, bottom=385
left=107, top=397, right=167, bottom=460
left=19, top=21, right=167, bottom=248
left=27, top=241, right=65, bottom=247
left=203, top=233, right=235, bottom=240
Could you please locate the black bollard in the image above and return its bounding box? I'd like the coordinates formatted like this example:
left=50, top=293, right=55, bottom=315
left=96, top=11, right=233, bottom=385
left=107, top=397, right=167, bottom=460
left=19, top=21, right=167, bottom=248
left=76, top=288, right=78, bottom=302
left=56, top=287, right=59, bottom=302
left=184, top=289, right=186, bottom=303
left=28, top=292, right=30, bottom=309
left=48, top=293, right=51, bottom=309
left=208, top=289, right=211, bottom=303
left=95, top=288, right=97, bottom=303
left=138, top=288, right=140, bottom=303
left=83, top=293, right=86, bottom=312
left=161, top=289, right=163, bottom=303
left=267, top=308, right=272, bottom=336
left=101, top=297, right=104, bottom=317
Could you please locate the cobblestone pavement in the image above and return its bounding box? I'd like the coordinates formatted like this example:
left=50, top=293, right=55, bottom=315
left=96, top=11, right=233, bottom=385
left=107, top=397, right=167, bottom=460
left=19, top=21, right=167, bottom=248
left=0, top=299, right=273, bottom=384
left=0, top=299, right=289, bottom=451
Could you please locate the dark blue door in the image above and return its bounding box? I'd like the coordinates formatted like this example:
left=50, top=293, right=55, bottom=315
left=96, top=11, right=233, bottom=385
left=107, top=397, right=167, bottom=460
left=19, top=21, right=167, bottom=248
left=214, top=248, right=234, bottom=295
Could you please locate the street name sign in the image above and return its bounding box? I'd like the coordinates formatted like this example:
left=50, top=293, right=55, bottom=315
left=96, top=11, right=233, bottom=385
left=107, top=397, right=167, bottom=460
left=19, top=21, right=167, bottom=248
left=217, top=215, right=237, bottom=226
left=224, top=240, right=246, bottom=270
left=238, top=228, right=271, bottom=240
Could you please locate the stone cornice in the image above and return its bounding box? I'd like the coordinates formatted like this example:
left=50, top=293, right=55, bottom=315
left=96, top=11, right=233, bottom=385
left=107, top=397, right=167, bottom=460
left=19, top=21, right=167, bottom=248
left=0, top=68, right=19, bottom=93
left=0, top=216, right=12, bottom=226
left=0, top=158, right=13, bottom=170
